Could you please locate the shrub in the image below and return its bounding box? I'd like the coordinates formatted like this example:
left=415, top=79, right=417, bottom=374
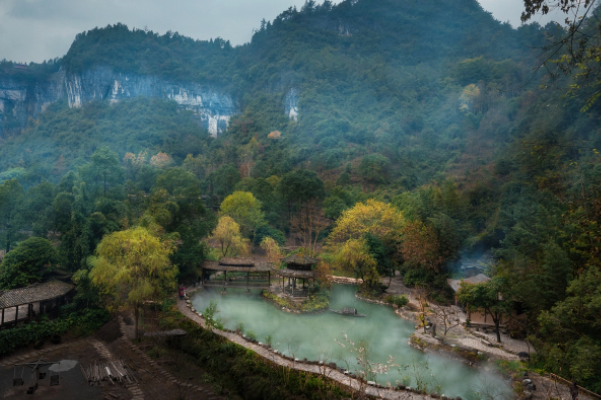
left=0, top=307, right=109, bottom=356
left=0, top=237, right=58, bottom=289
left=385, top=294, right=409, bottom=307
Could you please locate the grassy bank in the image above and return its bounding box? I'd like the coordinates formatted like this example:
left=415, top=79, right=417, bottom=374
left=148, top=301, right=350, bottom=400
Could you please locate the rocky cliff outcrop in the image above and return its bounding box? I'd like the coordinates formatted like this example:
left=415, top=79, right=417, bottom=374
left=0, top=73, right=64, bottom=137
left=65, top=67, right=236, bottom=137
left=0, top=66, right=237, bottom=138
left=284, top=88, right=299, bottom=121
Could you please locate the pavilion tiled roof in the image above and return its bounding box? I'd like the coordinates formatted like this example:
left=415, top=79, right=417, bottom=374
left=0, top=280, right=74, bottom=308
left=281, top=254, right=319, bottom=266
left=219, top=258, right=255, bottom=266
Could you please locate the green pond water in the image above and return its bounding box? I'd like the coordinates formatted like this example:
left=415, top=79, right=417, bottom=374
left=192, top=284, right=511, bottom=399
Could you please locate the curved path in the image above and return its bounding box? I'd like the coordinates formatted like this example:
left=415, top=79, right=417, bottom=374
left=178, top=290, right=432, bottom=400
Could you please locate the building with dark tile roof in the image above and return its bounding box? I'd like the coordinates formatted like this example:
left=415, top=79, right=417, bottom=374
left=0, top=280, right=74, bottom=328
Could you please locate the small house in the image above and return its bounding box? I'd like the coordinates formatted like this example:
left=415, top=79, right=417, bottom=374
left=447, top=274, right=516, bottom=328
left=0, top=280, right=74, bottom=329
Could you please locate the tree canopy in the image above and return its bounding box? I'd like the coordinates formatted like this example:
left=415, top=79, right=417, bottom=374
left=89, top=227, right=177, bottom=338
left=0, top=237, right=58, bottom=289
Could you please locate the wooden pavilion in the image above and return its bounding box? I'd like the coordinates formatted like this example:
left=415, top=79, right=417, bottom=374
left=275, top=254, right=319, bottom=298
left=201, top=258, right=272, bottom=291
left=0, top=280, right=74, bottom=329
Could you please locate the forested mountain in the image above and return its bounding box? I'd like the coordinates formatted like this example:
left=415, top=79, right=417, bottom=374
left=1, top=0, right=600, bottom=392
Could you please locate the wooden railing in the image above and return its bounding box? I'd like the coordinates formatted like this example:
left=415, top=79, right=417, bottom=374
left=549, top=373, right=601, bottom=400
left=202, top=281, right=270, bottom=289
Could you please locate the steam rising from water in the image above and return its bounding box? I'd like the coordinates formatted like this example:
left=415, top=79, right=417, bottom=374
left=192, top=285, right=512, bottom=399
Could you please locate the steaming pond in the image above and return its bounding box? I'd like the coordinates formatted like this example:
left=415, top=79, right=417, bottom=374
left=192, top=284, right=511, bottom=399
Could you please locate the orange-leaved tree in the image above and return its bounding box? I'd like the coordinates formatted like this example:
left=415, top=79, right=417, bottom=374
left=399, top=221, right=443, bottom=272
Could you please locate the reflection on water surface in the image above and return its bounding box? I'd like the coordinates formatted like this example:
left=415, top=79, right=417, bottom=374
left=192, top=284, right=511, bottom=399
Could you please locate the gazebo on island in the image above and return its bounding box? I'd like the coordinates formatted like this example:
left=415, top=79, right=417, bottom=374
left=275, top=254, right=319, bottom=298
left=201, top=258, right=272, bottom=292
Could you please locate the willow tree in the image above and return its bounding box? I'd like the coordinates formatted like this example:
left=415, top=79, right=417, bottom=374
left=210, top=216, right=248, bottom=258
left=90, top=227, right=177, bottom=339
left=334, top=238, right=379, bottom=289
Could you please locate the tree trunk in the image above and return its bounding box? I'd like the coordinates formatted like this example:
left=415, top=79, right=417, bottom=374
left=5, top=225, right=11, bottom=253
left=494, top=316, right=501, bottom=343
left=134, top=306, right=140, bottom=340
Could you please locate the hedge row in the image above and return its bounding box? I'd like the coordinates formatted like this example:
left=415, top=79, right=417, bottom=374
left=0, top=308, right=110, bottom=356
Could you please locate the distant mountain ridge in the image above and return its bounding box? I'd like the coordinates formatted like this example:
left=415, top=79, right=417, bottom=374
left=0, top=0, right=547, bottom=138
left=0, top=0, right=554, bottom=186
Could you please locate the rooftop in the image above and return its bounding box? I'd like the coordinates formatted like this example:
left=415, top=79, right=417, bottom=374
left=282, top=254, right=319, bottom=266
left=0, top=280, right=74, bottom=308
left=219, top=258, right=255, bottom=266
left=273, top=268, right=317, bottom=278
left=447, top=274, right=490, bottom=293
left=202, top=260, right=272, bottom=272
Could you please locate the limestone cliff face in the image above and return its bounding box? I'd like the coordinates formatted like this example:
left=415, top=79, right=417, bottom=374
left=0, top=66, right=237, bottom=138
left=285, top=88, right=299, bottom=121
left=0, top=72, right=64, bottom=137
left=64, top=67, right=236, bottom=137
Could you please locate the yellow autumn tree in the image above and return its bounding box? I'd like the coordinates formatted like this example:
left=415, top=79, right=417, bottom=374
left=334, top=238, right=379, bottom=289
left=89, top=227, right=177, bottom=338
left=260, top=237, right=283, bottom=265
left=459, top=84, right=480, bottom=114
left=327, top=199, right=405, bottom=246
left=220, top=191, right=264, bottom=236
left=210, top=216, right=249, bottom=258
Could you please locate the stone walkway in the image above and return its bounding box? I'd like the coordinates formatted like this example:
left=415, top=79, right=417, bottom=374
left=468, top=330, right=532, bottom=355
left=179, top=290, right=433, bottom=400
left=383, top=276, right=530, bottom=360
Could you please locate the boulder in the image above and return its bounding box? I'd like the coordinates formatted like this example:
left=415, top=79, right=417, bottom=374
left=523, top=391, right=533, bottom=400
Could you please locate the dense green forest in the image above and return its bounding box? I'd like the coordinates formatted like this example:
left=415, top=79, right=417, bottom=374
left=1, top=0, right=601, bottom=393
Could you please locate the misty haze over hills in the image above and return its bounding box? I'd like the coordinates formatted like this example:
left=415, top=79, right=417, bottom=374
left=0, top=0, right=600, bottom=394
